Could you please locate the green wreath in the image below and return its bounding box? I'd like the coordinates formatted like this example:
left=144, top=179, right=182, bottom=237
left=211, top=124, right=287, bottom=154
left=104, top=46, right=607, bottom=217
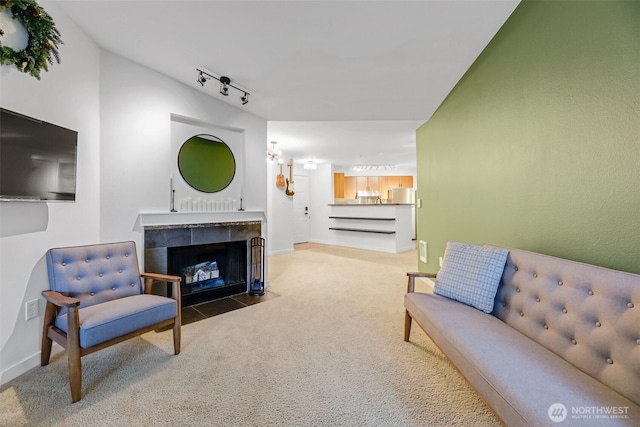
left=0, top=0, right=62, bottom=79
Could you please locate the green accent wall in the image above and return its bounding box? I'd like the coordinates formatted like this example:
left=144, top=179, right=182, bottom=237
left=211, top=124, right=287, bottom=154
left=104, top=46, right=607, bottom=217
left=416, top=0, right=640, bottom=274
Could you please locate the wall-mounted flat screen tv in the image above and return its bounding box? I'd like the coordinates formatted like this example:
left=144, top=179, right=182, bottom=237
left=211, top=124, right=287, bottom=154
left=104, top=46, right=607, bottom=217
left=1, top=108, right=78, bottom=201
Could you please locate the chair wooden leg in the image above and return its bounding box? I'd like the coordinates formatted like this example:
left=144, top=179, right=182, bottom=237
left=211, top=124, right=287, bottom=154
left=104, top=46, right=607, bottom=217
left=41, top=330, right=53, bottom=367
left=171, top=280, right=182, bottom=355
left=66, top=306, right=82, bottom=403
left=173, top=319, right=181, bottom=355
left=41, top=302, right=57, bottom=366
left=404, top=310, right=412, bottom=342
left=68, top=345, right=82, bottom=403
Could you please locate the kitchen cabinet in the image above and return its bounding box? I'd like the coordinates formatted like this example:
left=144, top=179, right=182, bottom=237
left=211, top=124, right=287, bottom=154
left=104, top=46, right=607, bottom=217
left=356, top=176, right=368, bottom=192
left=401, top=176, right=413, bottom=189
left=344, top=176, right=357, bottom=199
left=378, top=177, right=388, bottom=198
left=334, top=173, right=344, bottom=198
left=334, top=175, right=414, bottom=199
left=386, top=176, right=401, bottom=189
left=367, top=176, right=379, bottom=193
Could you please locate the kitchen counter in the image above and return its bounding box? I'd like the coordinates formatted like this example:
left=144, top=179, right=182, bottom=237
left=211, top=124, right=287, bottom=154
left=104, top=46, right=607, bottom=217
left=327, top=204, right=414, bottom=253
left=328, top=203, right=414, bottom=206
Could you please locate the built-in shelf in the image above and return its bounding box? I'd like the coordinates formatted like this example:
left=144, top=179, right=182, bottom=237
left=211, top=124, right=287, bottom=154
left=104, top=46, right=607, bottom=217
left=329, top=216, right=395, bottom=221
left=328, top=203, right=413, bottom=253
left=329, top=227, right=396, bottom=234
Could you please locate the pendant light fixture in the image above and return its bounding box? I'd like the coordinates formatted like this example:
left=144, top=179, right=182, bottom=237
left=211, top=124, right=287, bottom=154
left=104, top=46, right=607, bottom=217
left=266, top=141, right=282, bottom=164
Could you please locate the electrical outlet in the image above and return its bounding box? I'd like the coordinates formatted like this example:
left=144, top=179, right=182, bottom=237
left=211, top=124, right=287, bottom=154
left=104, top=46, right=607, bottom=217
left=439, top=256, right=443, bottom=267
left=419, top=241, right=427, bottom=263
left=25, top=299, right=38, bottom=321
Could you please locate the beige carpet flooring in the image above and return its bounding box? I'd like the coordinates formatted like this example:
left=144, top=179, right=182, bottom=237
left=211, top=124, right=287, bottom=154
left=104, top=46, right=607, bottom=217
left=1, top=244, right=500, bottom=426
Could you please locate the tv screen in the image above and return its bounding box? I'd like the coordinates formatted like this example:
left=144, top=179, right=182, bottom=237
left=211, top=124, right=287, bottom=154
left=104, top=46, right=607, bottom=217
left=0, top=108, right=78, bottom=201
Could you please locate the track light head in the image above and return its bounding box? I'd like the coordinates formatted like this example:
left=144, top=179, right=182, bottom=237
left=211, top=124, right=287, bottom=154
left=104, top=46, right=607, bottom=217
left=219, top=76, right=230, bottom=96
left=197, top=72, right=207, bottom=86
left=241, top=92, right=249, bottom=105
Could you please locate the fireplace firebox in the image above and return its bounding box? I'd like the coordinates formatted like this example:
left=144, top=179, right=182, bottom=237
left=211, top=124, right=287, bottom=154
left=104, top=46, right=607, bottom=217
left=168, top=240, right=247, bottom=306
left=142, top=218, right=262, bottom=307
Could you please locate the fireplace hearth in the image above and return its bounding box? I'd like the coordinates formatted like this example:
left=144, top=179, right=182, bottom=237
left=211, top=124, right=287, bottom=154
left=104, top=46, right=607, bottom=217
left=142, top=216, right=262, bottom=306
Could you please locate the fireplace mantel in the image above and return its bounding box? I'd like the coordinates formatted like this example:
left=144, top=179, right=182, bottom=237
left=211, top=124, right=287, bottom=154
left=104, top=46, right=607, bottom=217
left=141, top=211, right=265, bottom=303
left=138, top=210, right=266, bottom=228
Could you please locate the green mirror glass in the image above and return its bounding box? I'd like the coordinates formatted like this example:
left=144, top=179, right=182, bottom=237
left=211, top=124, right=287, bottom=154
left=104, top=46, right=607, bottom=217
left=178, top=134, right=236, bottom=193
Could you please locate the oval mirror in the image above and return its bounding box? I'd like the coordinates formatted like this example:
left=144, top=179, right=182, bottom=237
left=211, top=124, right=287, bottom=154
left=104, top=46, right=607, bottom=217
left=178, top=134, right=236, bottom=193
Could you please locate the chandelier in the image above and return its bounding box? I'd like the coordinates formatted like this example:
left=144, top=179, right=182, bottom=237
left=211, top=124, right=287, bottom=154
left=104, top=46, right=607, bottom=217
left=266, top=141, right=283, bottom=164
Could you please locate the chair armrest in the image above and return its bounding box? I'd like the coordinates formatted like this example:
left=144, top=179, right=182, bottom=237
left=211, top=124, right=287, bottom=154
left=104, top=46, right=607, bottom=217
left=42, top=291, right=81, bottom=341
left=42, top=290, right=80, bottom=308
left=406, top=272, right=437, bottom=293
left=141, top=273, right=182, bottom=301
left=141, top=272, right=182, bottom=283
left=407, top=272, right=437, bottom=279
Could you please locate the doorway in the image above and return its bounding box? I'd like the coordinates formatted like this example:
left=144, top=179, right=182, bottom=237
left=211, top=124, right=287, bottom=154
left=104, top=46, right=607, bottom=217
left=293, top=174, right=310, bottom=243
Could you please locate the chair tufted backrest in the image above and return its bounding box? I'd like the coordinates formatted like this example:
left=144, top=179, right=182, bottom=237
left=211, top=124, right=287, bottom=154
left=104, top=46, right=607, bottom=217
left=490, top=246, right=640, bottom=406
left=46, top=241, right=143, bottom=311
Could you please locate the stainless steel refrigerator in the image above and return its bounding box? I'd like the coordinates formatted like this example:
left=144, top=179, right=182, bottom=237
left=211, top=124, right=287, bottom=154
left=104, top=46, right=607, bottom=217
left=389, top=188, right=416, bottom=240
left=389, top=187, right=415, bottom=204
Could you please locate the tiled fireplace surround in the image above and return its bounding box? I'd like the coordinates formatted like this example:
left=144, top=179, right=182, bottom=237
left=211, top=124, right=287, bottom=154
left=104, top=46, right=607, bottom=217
left=141, top=215, right=262, bottom=305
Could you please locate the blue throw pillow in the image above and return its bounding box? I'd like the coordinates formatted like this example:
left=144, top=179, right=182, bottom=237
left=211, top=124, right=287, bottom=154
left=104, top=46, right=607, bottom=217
left=433, top=242, right=509, bottom=313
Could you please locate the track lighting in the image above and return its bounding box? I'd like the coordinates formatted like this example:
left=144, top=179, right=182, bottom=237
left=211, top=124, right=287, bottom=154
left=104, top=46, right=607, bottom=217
left=353, top=165, right=397, bottom=172
left=197, top=71, right=209, bottom=86
left=219, top=76, right=230, bottom=96
left=196, top=68, right=250, bottom=105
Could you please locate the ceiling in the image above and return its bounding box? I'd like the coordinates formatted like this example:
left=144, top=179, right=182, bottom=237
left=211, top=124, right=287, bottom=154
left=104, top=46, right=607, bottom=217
left=55, top=0, right=520, bottom=168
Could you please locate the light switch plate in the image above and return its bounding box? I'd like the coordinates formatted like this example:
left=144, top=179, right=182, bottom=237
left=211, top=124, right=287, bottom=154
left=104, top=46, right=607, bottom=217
left=25, top=299, right=38, bottom=320
left=419, top=241, right=427, bottom=263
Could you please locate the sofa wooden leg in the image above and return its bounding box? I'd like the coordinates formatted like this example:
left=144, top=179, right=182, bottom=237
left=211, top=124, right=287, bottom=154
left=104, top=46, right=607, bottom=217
left=404, top=310, right=412, bottom=342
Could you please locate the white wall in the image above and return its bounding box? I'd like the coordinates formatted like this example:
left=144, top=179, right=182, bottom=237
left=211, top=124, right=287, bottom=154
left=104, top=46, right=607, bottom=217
left=0, top=1, right=417, bottom=385
left=1, top=6, right=268, bottom=386
left=0, top=3, right=101, bottom=384
left=267, top=161, right=294, bottom=255
left=267, top=163, right=334, bottom=255
left=308, top=164, right=335, bottom=245
left=99, top=52, right=267, bottom=246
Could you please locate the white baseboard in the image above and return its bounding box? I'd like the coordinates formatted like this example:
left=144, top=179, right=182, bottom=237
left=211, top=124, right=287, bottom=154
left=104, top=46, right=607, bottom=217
left=419, top=276, right=436, bottom=288
left=268, top=247, right=295, bottom=256
left=309, top=239, right=335, bottom=246
left=0, top=343, right=63, bottom=386
left=397, top=244, right=418, bottom=253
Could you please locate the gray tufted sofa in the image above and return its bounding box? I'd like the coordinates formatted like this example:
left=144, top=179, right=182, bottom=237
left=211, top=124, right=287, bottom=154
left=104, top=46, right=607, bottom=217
left=404, top=246, right=640, bottom=426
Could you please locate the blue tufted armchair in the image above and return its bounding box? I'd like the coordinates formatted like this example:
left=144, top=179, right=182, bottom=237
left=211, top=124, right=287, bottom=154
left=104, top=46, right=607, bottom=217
left=41, top=241, right=181, bottom=403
